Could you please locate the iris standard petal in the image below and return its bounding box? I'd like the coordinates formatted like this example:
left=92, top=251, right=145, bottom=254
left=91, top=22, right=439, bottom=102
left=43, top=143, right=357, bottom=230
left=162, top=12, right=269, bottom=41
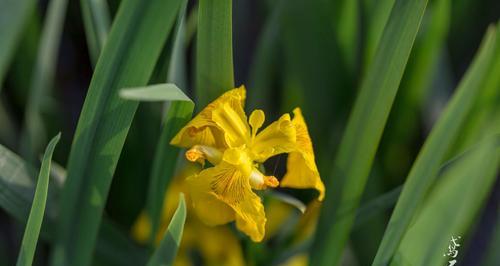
left=212, top=103, right=250, bottom=148
left=170, top=86, right=246, bottom=148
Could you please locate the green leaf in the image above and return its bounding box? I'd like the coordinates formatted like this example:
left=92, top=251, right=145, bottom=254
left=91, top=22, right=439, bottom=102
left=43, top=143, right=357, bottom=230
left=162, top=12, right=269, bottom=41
left=20, top=0, right=68, bottom=160
left=310, top=0, right=429, bottom=264
left=373, top=24, right=499, bottom=265
left=146, top=193, right=186, bottom=266
left=167, top=0, right=188, bottom=89
left=361, top=0, right=395, bottom=71
left=0, top=0, right=36, bottom=87
left=120, top=84, right=192, bottom=102
left=80, top=0, right=111, bottom=66
left=16, top=133, right=60, bottom=266
left=379, top=0, right=450, bottom=179
left=122, top=0, right=190, bottom=243
left=452, top=22, right=500, bottom=153
left=120, top=83, right=194, bottom=242
left=271, top=136, right=500, bottom=265
left=353, top=133, right=500, bottom=230
left=196, top=0, right=234, bottom=107
left=0, top=143, right=147, bottom=265
left=391, top=135, right=499, bottom=265
left=0, top=144, right=57, bottom=235
left=51, top=0, right=184, bottom=265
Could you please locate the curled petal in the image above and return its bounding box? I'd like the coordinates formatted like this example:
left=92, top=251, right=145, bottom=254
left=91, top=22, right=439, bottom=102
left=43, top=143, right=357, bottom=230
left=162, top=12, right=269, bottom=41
left=187, top=156, right=266, bottom=242
left=281, top=108, right=325, bottom=200
left=250, top=113, right=296, bottom=162
left=170, top=86, right=246, bottom=148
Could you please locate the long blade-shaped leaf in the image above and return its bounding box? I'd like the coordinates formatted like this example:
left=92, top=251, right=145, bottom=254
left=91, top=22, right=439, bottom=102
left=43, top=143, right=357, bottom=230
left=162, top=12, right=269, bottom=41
left=271, top=135, right=500, bottom=265
left=0, top=0, right=36, bottom=87
left=310, top=0, right=429, bottom=264
left=0, top=144, right=147, bottom=265
left=361, top=0, right=395, bottom=71
left=80, top=0, right=111, bottom=66
left=392, top=135, right=499, bottom=265
left=146, top=193, right=186, bottom=266
left=141, top=0, right=191, bottom=243
left=16, top=133, right=60, bottom=266
left=196, top=0, right=234, bottom=107
left=52, top=0, right=183, bottom=265
left=167, top=0, right=188, bottom=89
left=0, top=146, right=57, bottom=233
left=20, top=0, right=68, bottom=160
left=373, top=25, right=499, bottom=265
left=452, top=24, right=500, bottom=153
left=120, top=83, right=194, bottom=242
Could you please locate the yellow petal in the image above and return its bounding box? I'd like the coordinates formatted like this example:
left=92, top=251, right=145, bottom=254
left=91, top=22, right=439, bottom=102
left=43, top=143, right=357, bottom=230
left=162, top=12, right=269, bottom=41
left=281, top=108, right=325, bottom=200
left=251, top=113, right=296, bottom=162
left=187, top=172, right=236, bottom=226
left=249, top=109, right=265, bottom=137
left=170, top=86, right=246, bottom=148
left=212, top=103, right=250, bottom=148
left=187, top=153, right=266, bottom=242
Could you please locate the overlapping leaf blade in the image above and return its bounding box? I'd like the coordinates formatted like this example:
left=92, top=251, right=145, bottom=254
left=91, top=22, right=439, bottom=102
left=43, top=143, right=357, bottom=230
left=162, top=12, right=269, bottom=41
left=79, top=0, right=111, bottom=66
left=120, top=83, right=193, bottom=242
left=373, top=24, right=499, bottom=265
left=0, top=143, right=147, bottom=265
left=392, top=135, right=499, bottom=265
left=310, top=0, right=429, bottom=264
left=52, top=0, right=183, bottom=265
left=146, top=193, right=186, bottom=266
left=196, top=0, right=234, bottom=107
left=16, top=133, right=60, bottom=266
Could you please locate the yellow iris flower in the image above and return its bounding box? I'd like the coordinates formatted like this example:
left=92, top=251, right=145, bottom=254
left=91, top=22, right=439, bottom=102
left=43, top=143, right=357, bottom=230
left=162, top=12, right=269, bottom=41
left=171, top=86, right=325, bottom=242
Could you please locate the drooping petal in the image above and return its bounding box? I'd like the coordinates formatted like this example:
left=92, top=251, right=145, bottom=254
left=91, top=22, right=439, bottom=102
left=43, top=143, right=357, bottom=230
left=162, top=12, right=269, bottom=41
left=250, top=113, right=296, bottom=162
left=187, top=172, right=236, bottom=226
left=187, top=149, right=266, bottom=242
left=281, top=108, right=325, bottom=200
left=170, top=86, right=246, bottom=148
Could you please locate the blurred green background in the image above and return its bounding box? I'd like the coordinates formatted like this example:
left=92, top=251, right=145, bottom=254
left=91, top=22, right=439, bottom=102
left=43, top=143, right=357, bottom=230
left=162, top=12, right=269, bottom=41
left=0, top=0, right=499, bottom=265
